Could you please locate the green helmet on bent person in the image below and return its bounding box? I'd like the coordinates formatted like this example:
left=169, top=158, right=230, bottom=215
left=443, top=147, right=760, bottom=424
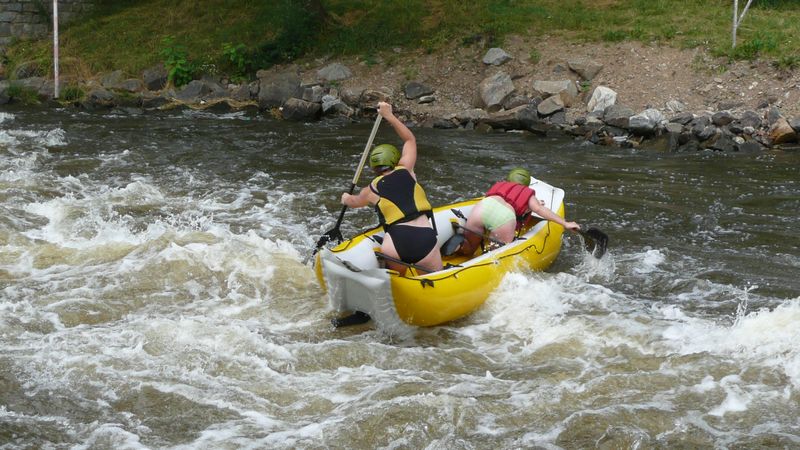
left=369, top=144, right=400, bottom=173
left=507, top=167, right=531, bottom=186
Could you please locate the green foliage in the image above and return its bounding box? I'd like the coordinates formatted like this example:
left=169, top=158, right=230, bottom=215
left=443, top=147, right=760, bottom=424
left=159, top=36, right=194, bottom=87
left=774, top=55, right=800, bottom=70
left=602, top=30, right=628, bottom=42
left=730, top=32, right=779, bottom=61
left=7, top=84, right=40, bottom=105
left=529, top=48, right=541, bottom=64
left=3, top=0, right=800, bottom=83
left=248, top=0, right=322, bottom=69
left=60, top=85, right=84, bottom=102
left=222, top=42, right=250, bottom=81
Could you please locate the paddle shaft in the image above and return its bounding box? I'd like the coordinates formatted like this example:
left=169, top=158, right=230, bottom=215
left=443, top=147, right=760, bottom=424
left=329, top=115, right=383, bottom=234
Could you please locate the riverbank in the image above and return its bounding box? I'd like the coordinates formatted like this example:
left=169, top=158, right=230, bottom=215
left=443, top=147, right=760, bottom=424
left=2, top=35, right=799, bottom=151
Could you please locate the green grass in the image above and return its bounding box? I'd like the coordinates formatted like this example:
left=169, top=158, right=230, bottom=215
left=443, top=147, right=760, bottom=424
left=5, top=0, right=800, bottom=82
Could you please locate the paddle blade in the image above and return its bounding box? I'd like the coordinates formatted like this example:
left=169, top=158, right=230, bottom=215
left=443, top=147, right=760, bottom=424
left=312, top=227, right=344, bottom=256
left=581, top=227, right=608, bottom=259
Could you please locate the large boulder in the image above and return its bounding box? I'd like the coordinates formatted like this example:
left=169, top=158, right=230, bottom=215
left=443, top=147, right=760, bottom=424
left=532, top=80, right=578, bottom=107
left=476, top=71, right=515, bottom=113
left=282, top=97, right=321, bottom=121
left=768, top=117, right=797, bottom=144
left=257, top=70, right=302, bottom=109
left=587, top=86, right=617, bottom=113
left=628, top=108, right=665, bottom=136
left=603, top=105, right=634, bottom=128
left=142, top=64, right=168, bottom=91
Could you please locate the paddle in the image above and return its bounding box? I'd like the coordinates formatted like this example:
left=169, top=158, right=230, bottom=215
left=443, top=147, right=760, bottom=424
left=309, top=115, right=383, bottom=260
left=578, top=227, right=609, bottom=258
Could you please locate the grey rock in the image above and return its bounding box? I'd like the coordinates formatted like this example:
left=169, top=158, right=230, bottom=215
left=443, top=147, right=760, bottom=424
left=282, top=97, right=321, bottom=121
left=175, top=80, right=211, bottom=102
left=317, top=63, right=353, bottom=82
left=477, top=71, right=515, bottom=112
left=568, top=59, right=603, bottom=81
left=587, top=86, right=617, bottom=112
left=768, top=117, right=797, bottom=144
left=665, top=100, right=686, bottom=113
left=670, top=112, right=694, bottom=125
left=258, top=71, right=301, bottom=109
left=142, top=65, right=168, bottom=91
left=711, top=111, right=734, bottom=126
left=404, top=81, right=434, bottom=100
left=482, top=48, right=513, bottom=66
left=603, top=105, right=634, bottom=128
left=537, top=95, right=564, bottom=116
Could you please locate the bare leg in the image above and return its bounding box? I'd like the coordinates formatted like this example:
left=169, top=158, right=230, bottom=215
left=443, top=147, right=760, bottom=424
left=380, top=233, right=407, bottom=275
left=458, top=203, right=486, bottom=256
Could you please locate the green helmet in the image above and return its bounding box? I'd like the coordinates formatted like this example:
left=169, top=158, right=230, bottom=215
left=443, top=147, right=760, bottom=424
left=507, top=167, right=531, bottom=186
left=369, top=144, right=400, bottom=169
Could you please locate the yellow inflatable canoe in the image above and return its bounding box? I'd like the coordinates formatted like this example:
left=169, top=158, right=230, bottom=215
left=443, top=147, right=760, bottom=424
left=314, top=178, right=566, bottom=329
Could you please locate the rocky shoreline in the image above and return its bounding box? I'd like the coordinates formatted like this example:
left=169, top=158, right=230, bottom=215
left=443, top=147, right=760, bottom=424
left=2, top=45, right=799, bottom=152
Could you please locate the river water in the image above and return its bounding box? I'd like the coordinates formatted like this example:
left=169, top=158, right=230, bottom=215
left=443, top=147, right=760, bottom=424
left=1, top=105, right=799, bottom=448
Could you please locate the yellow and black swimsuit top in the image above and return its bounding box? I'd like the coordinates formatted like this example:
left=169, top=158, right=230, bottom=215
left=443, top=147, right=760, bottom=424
left=369, top=166, right=433, bottom=228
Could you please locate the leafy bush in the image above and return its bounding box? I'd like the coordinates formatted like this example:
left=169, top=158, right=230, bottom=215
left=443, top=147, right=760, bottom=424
left=159, top=36, right=194, bottom=87
left=222, top=42, right=249, bottom=81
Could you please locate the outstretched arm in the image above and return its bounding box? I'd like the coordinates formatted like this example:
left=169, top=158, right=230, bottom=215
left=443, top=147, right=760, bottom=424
left=377, top=102, right=417, bottom=171
left=528, top=195, right=581, bottom=232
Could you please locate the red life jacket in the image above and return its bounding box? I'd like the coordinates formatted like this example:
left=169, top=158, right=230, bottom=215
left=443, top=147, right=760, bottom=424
left=485, top=181, right=535, bottom=217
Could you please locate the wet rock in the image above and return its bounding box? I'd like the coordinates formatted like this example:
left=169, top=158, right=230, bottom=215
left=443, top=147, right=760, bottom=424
left=768, top=117, right=797, bottom=144
left=628, top=109, right=665, bottom=136
left=482, top=48, right=513, bottom=66
left=257, top=70, right=301, bottom=109
left=175, top=80, right=212, bottom=102
left=736, top=140, right=763, bottom=153
left=282, top=97, right=321, bottom=121
left=789, top=117, right=800, bottom=133
left=709, top=133, right=736, bottom=152
left=82, top=88, right=116, bottom=109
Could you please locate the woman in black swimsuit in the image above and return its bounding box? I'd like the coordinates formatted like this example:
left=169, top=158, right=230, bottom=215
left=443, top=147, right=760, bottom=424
left=341, top=102, right=442, bottom=275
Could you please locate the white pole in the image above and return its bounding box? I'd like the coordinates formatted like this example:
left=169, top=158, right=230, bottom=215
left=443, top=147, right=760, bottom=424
left=53, top=0, right=59, bottom=99
left=732, top=0, right=738, bottom=48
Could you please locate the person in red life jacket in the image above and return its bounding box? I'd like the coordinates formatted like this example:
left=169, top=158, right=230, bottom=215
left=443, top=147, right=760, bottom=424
left=454, top=167, right=581, bottom=256
left=341, top=102, right=442, bottom=275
